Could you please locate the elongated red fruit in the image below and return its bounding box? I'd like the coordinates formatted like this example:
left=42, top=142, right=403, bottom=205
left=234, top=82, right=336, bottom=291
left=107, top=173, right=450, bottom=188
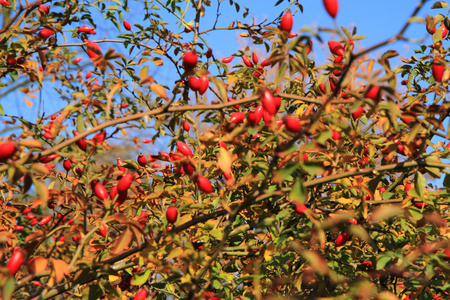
left=85, top=40, right=102, bottom=60
left=39, top=28, right=54, bottom=40
left=92, top=131, right=105, bottom=145
left=285, top=116, right=302, bottom=133
left=230, top=112, right=246, bottom=124
left=39, top=4, right=49, bottom=15
left=261, top=89, right=278, bottom=116
left=335, top=232, right=349, bottom=247
left=117, top=158, right=126, bottom=172
left=137, top=153, right=147, bottom=166
left=39, top=216, right=52, bottom=225
left=99, top=224, right=108, bottom=237
left=117, top=173, right=133, bottom=192
left=63, top=158, right=71, bottom=172
left=332, top=130, right=341, bottom=141
left=183, top=51, right=198, bottom=71
left=365, top=85, right=380, bottom=100
left=261, top=58, right=271, bottom=67
left=166, top=206, right=178, bottom=224
left=328, top=41, right=344, bottom=56
left=432, top=61, right=445, bottom=83
left=123, top=20, right=132, bottom=31
left=279, top=10, right=293, bottom=32
left=199, top=74, right=209, bottom=95
left=94, top=182, right=108, bottom=200
left=222, top=56, right=234, bottom=63
left=242, top=56, right=253, bottom=67
left=7, top=250, right=24, bottom=275
left=176, top=141, right=193, bottom=157
left=133, top=289, right=148, bottom=300
left=78, top=26, right=94, bottom=33
left=196, top=175, right=212, bottom=193
left=183, top=120, right=190, bottom=131
left=351, top=106, right=364, bottom=120
left=323, top=0, right=338, bottom=18
left=189, top=76, right=200, bottom=92
left=0, top=141, right=17, bottom=162
left=294, top=204, right=307, bottom=214
left=252, top=53, right=259, bottom=64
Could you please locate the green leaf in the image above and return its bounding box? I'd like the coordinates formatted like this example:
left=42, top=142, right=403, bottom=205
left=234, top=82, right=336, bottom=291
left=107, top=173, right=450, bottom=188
left=131, top=269, right=151, bottom=286
left=376, top=256, right=392, bottom=270
left=443, top=173, right=450, bottom=188
left=301, top=161, right=324, bottom=176
left=414, top=171, right=426, bottom=197
left=289, top=180, right=306, bottom=203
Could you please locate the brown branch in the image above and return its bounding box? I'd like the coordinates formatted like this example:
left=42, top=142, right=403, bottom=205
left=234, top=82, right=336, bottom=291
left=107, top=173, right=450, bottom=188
left=0, top=0, right=44, bottom=34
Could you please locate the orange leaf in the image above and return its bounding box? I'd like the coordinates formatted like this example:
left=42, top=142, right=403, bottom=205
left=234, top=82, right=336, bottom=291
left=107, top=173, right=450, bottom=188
left=150, top=84, right=169, bottom=101
left=28, top=256, right=48, bottom=274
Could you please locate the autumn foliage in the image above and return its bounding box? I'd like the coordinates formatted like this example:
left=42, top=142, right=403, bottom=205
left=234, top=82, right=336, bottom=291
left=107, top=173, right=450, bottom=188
left=0, top=0, right=449, bottom=300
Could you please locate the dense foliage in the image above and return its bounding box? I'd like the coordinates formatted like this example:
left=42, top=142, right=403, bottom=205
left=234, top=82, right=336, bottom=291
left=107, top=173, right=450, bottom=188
left=0, top=0, right=449, bottom=299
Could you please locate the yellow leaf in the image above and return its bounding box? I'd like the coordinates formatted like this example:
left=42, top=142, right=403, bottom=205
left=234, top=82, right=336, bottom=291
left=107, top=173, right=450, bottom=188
left=151, top=84, right=169, bottom=101
left=152, top=57, right=163, bottom=66
left=18, top=139, right=44, bottom=150
left=337, top=198, right=352, bottom=204
left=217, top=148, right=232, bottom=174
left=139, top=65, right=148, bottom=79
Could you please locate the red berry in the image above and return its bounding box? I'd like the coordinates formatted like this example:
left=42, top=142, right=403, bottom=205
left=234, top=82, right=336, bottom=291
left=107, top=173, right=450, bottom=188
left=39, top=4, right=50, bottom=15
left=85, top=40, right=102, bottom=60
left=92, top=131, right=105, bottom=145
left=23, top=207, right=31, bottom=214
left=332, top=130, right=341, bottom=141
left=328, top=41, right=344, bottom=56
left=99, top=224, right=108, bottom=237
left=219, top=141, right=227, bottom=150
left=39, top=216, right=52, bottom=225
left=86, top=71, right=92, bottom=79
left=432, top=61, right=445, bottom=83
left=323, top=0, right=338, bottom=18
left=230, top=112, right=246, bottom=124
left=252, top=53, right=259, bottom=64
left=123, top=20, right=132, bottom=31
left=7, top=249, right=24, bottom=275
left=247, top=105, right=264, bottom=125
left=285, top=116, right=302, bottom=133
left=279, top=10, right=293, bottom=32
left=261, top=89, right=280, bottom=116
left=294, top=204, right=307, bottom=214
left=242, top=56, right=253, bottom=67
left=73, top=57, right=82, bottom=63
left=199, top=74, right=209, bottom=95
left=26, top=213, right=35, bottom=220
left=222, top=56, right=234, bottom=63
left=117, top=158, right=126, bottom=172
left=166, top=206, right=178, bottom=224
left=117, top=173, right=133, bottom=192
left=352, top=106, right=364, bottom=120
left=137, top=153, right=147, bottom=167
left=176, top=141, right=193, bottom=157
left=0, top=141, right=17, bottom=162
left=39, top=28, right=54, bottom=40
left=94, top=182, right=108, bottom=200
left=133, top=288, right=148, bottom=300
left=189, top=76, right=200, bottom=92
left=365, top=85, right=380, bottom=101
left=74, top=131, right=88, bottom=152
left=261, top=58, right=271, bottom=67
left=78, top=26, right=94, bottom=33
left=335, top=232, right=350, bottom=247
left=196, top=175, right=212, bottom=193
left=182, top=51, right=198, bottom=72
left=63, top=158, right=71, bottom=172
left=184, top=25, right=193, bottom=33
left=228, top=97, right=240, bottom=109
left=14, top=225, right=24, bottom=231
left=183, top=120, right=190, bottom=131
